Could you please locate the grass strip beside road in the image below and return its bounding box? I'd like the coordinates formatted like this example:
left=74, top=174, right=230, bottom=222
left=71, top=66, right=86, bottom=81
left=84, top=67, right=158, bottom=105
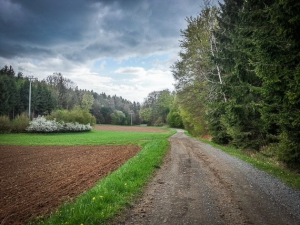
left=37, top=139, right=170, bottom=225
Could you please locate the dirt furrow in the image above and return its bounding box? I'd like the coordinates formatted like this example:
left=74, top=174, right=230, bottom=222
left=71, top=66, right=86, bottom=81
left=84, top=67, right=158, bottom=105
left=0, top=145, right=140, bottom=225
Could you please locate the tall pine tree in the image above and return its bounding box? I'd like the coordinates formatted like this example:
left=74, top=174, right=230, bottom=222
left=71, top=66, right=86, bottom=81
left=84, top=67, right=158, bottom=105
left=213, top=0, right=265, bottom=149
left=244, top=0, right=300, bottom=166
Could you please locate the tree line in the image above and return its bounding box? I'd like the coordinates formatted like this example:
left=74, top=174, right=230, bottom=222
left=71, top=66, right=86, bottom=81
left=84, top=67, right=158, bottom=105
left=171, top=0, right=300, bottom=168
left=0, top=65, right=177, bottom=128
left=0, top=65, right=141, bottom=126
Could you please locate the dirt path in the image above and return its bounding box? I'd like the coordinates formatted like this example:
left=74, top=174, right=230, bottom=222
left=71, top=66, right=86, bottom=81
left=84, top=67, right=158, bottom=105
left=115, top=130, right=300, bottom=225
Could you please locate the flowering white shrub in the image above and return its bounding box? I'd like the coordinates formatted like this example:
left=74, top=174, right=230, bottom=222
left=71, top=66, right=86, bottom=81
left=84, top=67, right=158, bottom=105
left=26, top=116, right=92, bottom=133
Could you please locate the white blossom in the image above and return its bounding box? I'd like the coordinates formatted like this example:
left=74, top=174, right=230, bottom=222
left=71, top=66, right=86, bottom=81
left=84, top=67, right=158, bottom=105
left=26, top=116, right=92, bottom=133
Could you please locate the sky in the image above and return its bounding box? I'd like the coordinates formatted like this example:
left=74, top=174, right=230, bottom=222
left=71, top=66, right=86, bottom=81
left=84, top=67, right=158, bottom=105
left=0, top=0, right=209, bottom=103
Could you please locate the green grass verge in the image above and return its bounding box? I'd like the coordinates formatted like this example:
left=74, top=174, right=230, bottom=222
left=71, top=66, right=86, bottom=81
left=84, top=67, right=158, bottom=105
left=192, top=135, right=300, bottom=190
left=35, top=139, right=170, bottom=225
left=0, top=129, right=175, bottom=146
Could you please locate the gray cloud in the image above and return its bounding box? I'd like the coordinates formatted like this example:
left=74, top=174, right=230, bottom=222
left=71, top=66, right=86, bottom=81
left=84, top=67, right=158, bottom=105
left=0, top=42, right=53, bottom=58
left=0, top=0, right=208, bottom=101
left=0, top=0, right=202, bottom=61
left=1, top=0, right=96, bottom=51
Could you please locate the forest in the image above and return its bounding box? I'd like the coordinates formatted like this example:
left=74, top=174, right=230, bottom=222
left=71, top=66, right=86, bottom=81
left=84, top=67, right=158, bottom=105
left=0, top=65, right=142, bottom=125
left=171, top=0, right=300, bottom=168
left=1, top=0, right=299, bottom=168
left=0, top=65, right=177, bottom=127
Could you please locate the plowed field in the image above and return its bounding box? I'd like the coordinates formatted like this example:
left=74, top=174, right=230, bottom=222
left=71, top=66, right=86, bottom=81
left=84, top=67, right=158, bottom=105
left=0, top=145, right=140, bottom=225
left=93, top=125, right=166, bottom=133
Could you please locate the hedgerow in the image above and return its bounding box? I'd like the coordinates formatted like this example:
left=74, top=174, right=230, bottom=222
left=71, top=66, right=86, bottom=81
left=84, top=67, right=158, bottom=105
left=46, top=108, right=96, bottom=126
left=12, top=113, right=30, bottom=133
left=26, top=116, right=92, bottom=133
left=0, top=115, right=11, bottom=133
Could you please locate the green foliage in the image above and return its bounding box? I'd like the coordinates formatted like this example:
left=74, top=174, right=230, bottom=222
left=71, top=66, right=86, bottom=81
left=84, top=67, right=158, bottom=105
left=47, top=108, right=96, bottom=126
left=233, top=0, right=300, bottom=165
left=172, top=6, right=221, bottom=137
left=100, top=106, right=113, bottom=124
left=277, top=132, right=300, bottom=170
left=140, top=89, right=173, bottom=126
left=212, top=0, right=266, bottom=149
left=0, top=65, right=15, bottom=77
left=175, top=81, right=209, bottom=136
left=110, top=110, right=126, bottom=125
left=206, top=102, right=231, bottom=144
left=154, top=116, right=164, bottom=126
left=32, top=82, right=55, bottom=116
left=172, top=0, right=299, bottom=168
left=0, top=68, right=56, bottom=118
left=0, top=113, right=29, bottom=133
left=81, top=92, right=94, bottom=111
left=0, top=115, right=12, bottom=133
left=139, top=107, right=152, bottom=124
left=220, top=100, right=265, bottom=150
left=0, top=65, right=141, bottom=126
left=167, top=103, right=183, bottom=128
left=12, top=113, right=30, bottom=133
left=0, top=74, right=18, bottom=116
left=171, top=0, right=300, bottom=168
left=169, top=0, right=300, bottom=167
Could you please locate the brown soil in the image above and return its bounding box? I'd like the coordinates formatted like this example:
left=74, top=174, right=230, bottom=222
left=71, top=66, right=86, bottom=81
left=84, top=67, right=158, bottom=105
left=94, top=125, right=167, bottom=133
left=0, top=145, right=140, bottom=225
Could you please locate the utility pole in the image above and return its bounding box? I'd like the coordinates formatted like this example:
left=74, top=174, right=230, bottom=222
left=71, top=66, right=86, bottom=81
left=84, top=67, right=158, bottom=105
left=28, top=76, right=35, bottom=119
left=130, top=111, right=133, bottom=126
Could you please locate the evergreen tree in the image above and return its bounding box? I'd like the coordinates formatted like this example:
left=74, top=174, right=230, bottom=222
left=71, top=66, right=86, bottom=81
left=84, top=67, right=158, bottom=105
left=242, top=0, right=300, bottom=166
left=0, top=65, right=15, bottom=77
left=213, top=0, right=265, bottom=149
left=0, top=75, right=17, bottom=116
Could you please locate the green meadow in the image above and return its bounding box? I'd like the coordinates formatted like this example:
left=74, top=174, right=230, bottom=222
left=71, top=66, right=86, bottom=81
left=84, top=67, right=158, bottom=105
left=0, top=128, right=176, bottom=225
left=0, top=129, right=174, bottom=146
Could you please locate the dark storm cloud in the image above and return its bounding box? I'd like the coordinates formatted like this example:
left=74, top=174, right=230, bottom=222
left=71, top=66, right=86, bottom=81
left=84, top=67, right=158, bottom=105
left=0, top=0, right=202, bottom=61
left=0, top=42, right=53, bottom=58
left=1, top=0, right=96, bottom=45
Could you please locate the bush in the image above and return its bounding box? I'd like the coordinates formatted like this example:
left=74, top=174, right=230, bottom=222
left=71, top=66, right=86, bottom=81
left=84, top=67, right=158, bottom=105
left=12, top=113, right=30, bottom=133
left=69, top=108, right=96, bottom=125
left=46, top=110, right=68, bottom=122
left=26, top=116, right=92, bottom=133
left=167, top=109, right=184, bottom=128
left=154, top=117, right=164, bottom=126
left=277, top=131, right=300, bottom=170
left=0, top=115, right=12, bottom=133
left=46, top=108, right=96, bottom=126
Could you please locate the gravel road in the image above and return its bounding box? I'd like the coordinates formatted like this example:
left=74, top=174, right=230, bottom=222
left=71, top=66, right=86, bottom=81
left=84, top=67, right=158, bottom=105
left=114, top=130, right=300, bottom=225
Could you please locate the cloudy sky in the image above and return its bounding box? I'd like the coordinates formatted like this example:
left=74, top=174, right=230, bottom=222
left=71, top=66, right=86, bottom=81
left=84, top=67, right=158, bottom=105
left=0, top=0, right=208, bottom=103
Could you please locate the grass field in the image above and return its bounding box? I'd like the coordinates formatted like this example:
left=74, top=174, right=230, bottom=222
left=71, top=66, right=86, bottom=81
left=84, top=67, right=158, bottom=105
left=0, top=129, right=174, bottom=146
left=0, top=127, right=176, bottom=225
